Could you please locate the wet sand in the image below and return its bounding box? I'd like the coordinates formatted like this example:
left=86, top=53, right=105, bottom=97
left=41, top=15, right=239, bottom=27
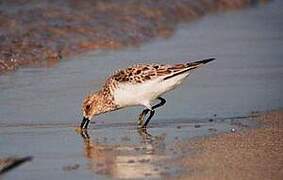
left=0, top=0, right=269, bottom=73
left=178, top=110, right=283, bottom=180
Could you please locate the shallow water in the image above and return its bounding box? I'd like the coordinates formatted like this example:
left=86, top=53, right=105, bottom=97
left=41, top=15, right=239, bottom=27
left=0, top=0, right=283, bottom=179
left=0, top=117, right=256, bottom=179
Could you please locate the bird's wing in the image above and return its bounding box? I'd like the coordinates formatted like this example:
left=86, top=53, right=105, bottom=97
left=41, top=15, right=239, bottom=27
left=163, top=58, right=215, bottom=80
left=110, top=63, right=170, bottom=84
left=110, top=58, right=215, bottom=84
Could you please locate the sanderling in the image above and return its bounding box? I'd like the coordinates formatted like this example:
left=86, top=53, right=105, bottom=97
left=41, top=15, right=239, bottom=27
left=80, top=58, right=215, bottom=129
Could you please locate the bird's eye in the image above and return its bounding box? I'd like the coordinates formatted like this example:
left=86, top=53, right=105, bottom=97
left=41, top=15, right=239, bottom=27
left=86, top=104, right=91, bottom=110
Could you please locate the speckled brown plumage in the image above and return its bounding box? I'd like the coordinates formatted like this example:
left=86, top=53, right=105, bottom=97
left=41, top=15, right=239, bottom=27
left=82, top=78, right=118, bottom=117
left=111, top=62, right=198, bottom=84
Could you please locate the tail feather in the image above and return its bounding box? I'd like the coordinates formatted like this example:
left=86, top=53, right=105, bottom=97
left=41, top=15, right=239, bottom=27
left=163, top=57, right=215, bottom=80
left=186, top=58, right=215, bottom=66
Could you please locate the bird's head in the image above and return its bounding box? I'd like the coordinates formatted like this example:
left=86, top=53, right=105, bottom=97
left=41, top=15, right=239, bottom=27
left=81, top=93, right=101, bottom=129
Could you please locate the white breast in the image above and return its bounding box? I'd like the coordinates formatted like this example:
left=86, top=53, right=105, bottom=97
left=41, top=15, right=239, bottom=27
left=113, top=72, right=190, bottom=108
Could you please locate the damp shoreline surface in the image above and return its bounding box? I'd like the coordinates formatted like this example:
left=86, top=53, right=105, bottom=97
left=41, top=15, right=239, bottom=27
left=1, top=110, right=282, bottom=179
left=0, top=0, right=269, bottom=73
left=178, top=109, right=283, bottom=180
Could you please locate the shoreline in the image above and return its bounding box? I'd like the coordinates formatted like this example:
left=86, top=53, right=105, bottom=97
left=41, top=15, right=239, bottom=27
left=177, top=109, right=283, bottom=180
left=0, top=109, right=282, bottom=178
left=0, top=0, right=269, bottom=74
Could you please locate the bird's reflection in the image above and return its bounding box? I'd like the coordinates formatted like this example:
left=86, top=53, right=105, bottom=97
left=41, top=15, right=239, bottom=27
left=79, top=128, right=168, bottom=179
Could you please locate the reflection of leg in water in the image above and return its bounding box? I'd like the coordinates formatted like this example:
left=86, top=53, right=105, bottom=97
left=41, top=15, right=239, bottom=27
left=137, top=128, right=167, bottom=156
left=80, top=129, right=90, bottom=140
left=138, top=128, right=153, bottom=142
left=76, top=127, right=168, bottom=179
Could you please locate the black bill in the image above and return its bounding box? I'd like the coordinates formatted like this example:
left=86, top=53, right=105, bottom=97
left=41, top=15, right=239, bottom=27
left=80, top=116, right=90, bottom=129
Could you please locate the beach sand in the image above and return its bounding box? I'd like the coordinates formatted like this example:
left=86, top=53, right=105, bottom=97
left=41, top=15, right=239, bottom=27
left=178, top=110, right=283, bottom=180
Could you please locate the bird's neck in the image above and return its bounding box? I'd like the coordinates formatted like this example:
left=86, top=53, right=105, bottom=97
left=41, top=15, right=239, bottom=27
left=95, top=87, right=117, bottom=114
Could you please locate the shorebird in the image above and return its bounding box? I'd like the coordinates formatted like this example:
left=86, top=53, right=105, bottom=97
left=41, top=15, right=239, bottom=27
left=80, top=58, right=215, bottom=129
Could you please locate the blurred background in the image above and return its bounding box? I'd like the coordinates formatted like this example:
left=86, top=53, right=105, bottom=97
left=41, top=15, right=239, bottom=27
left=0, top=0, right=271, bottom=72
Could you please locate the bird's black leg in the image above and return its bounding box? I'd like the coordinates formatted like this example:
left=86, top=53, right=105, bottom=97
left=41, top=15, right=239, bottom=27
left=152, top=97, right=166, bottom=110
left=138, top=97, right=166, bottom=129
left=142, top=110, right=155, bottom=128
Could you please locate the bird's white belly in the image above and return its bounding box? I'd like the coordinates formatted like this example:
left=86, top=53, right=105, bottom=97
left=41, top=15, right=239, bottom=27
left=113, top=81, right=159, bottom=107
left=113, top=72, right=190, bottom=108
